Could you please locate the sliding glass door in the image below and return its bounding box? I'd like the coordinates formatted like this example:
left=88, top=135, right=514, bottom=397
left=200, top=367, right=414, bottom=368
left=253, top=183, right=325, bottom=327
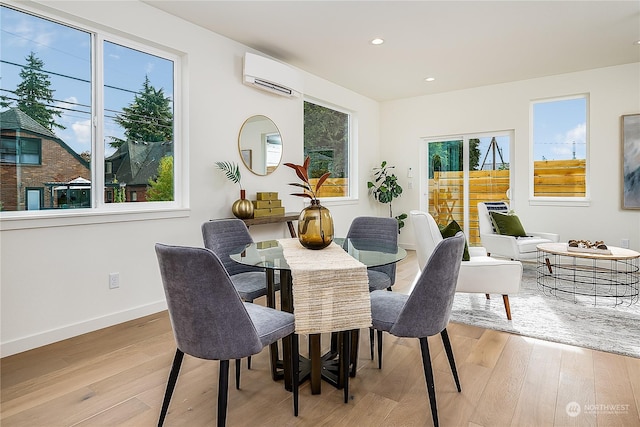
left=423, top=132, right=512, bottom=246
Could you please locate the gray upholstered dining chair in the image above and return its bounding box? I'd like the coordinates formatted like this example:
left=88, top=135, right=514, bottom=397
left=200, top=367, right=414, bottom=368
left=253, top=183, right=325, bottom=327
left=345, top=216, right=399, bottom=362
left=370, top=232, right=465, bottom=427
left=202, top=219, right=280, bottom=375
left=346, top=216, right=398, bottom=292
left=155, top=243, right=299, bottom=427
left=202, top=219, right=276, bottom=303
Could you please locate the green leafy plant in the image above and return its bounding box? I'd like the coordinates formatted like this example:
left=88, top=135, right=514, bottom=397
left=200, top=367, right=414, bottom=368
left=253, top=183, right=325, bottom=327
left=215, top=161, right=243, bottom=190
left=284, top=156, right=330, bottom=201
left=367, top=161, right=407, bottom=232
left=147, top=155, right=174, bottom=201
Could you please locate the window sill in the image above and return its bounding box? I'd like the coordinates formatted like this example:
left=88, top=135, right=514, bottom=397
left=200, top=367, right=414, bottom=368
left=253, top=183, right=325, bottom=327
left=528, top=198, right=591, bottom=207
left=0, top=207, right=190, bottom=231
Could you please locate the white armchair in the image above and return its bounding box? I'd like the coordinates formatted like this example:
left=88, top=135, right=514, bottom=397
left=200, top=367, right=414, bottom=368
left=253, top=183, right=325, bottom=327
left=477, top=202, right=560, bottom=261
left=410, top=210, right=522, bottom=320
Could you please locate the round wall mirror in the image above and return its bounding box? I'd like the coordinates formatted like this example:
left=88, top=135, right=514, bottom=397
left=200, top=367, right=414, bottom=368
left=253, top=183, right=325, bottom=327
left=238, top=115, right=282, bottom=176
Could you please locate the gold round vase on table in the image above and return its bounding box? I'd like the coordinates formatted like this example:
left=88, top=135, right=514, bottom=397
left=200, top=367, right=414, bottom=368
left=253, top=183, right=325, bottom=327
left=297, top=199, right=334, bottom=249
left=232, top=190, right=254, bottom=219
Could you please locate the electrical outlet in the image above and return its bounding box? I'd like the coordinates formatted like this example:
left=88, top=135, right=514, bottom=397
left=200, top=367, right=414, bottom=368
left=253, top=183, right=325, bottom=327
left=621, top=238, right=630, bottom=249
left=109, top=272, right=120, bottom=289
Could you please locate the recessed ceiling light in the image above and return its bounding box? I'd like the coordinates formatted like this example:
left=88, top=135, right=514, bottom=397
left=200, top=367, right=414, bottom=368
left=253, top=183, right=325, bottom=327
left=370, top=38, right=384, bottom=45
left=424, top=77, right=436, bottom=82
left=635, top=40, right=640, bottom=45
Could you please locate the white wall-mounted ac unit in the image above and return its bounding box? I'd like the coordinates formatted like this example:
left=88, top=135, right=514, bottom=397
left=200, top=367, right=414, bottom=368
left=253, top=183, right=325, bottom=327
left=243, top=52, right=303, bottom=98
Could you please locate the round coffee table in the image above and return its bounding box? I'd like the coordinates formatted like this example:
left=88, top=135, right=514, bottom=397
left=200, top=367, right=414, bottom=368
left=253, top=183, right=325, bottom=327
left=536, top=242, right=639, bottom=306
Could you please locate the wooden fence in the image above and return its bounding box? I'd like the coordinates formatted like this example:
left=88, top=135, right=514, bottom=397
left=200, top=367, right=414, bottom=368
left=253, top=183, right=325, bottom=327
left=533, top=159, right=586, bottom=197
left=430, top=170, right=510, bottom=245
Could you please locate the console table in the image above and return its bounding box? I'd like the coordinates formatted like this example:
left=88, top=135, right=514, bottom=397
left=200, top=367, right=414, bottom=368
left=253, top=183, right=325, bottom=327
left=241, top=212, right=299, bottom=238
left=536, top=242, right=639, bottom=306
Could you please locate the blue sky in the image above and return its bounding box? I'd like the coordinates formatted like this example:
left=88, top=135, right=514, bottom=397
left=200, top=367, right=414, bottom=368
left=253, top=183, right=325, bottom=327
left=533, top=97, right=587, bottom=161
left=1, top=5, right=173, bottom=156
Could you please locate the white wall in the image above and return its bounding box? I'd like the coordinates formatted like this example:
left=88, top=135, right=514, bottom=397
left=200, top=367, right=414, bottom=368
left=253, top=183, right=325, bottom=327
left=0, top=1, right=379, bottom=356
left=381, top=63, right=640, bottom=251
left=3, top=1, right=637, bottom=357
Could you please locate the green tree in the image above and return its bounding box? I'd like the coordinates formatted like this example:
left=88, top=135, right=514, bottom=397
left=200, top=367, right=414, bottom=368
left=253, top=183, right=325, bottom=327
left=112, top=176, right=126, bottom=203
left=110, top=76, right=173, bottom=148
left=0, top=94, right=11, bottom=109
left=14, top=52, right=64, bottom=131
left=146, top=155, right=174, bottom=201
left=303, top=102, right=348, bottom=178
left=428, top=139, right=481, bottom=178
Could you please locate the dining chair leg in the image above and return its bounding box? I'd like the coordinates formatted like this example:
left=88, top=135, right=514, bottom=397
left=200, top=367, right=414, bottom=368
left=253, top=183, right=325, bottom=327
left=376, top=329, right=383, bottom=369
left=369, top=328, right=375, bottom=360
left=218, top=360, right=230, bottom=427
left=247, top=356, right=252, bottom=370
left=440, top=328, right=461, bottom=392
left=419, top=337, right=439, bottom=427
left=158, top=349, right=184, bottom=427
left=291, top=333, right=299, bottom=416
left=235, top=359, right=241, bottom=390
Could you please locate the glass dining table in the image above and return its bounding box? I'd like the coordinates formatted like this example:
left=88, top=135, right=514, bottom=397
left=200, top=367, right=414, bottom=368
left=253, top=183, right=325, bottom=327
left=230, top=237, right=406, bottom=394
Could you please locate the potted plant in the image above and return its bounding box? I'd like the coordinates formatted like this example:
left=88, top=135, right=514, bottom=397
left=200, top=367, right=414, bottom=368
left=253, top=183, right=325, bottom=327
left=367, top=161, right=408, bottom=232
left=284, top=156, right=333, bottom=249
left=215, top=161, right=253, bottom=219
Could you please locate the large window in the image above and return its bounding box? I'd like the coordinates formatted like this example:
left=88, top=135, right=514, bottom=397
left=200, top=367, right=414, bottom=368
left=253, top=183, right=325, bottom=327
left=303, top=100, right=351, bottom=198
left=531, top=95, right=588, bottom=201
left=0, top=5, right=179, bottom=213
left=423, top=132, right=512, bottom=246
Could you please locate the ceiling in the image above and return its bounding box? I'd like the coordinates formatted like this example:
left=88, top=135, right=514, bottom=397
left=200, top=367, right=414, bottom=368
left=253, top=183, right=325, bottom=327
left=144, top=1, right=640, bottom=102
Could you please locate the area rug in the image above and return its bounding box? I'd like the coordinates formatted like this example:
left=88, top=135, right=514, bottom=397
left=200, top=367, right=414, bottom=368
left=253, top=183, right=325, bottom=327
left=449, top=262, right=640, bottom=358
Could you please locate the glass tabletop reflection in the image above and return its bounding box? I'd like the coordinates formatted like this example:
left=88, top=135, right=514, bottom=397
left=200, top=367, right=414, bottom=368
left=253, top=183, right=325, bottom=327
left=229, top=237, right=406, bottom=270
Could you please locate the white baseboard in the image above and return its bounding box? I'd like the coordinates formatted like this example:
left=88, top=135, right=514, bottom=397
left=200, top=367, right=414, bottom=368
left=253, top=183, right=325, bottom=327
left=0, top=300, right=167, bottom=358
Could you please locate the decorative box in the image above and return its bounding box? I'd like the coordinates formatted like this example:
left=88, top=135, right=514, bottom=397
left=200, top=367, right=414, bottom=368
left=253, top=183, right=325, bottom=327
left=257, top=241, right=278, bottom=249
left=252, top=199, right=282, bottom=209
left=256, top=191, right=278, bottom=200
left=253, top=207, right=285, bottom=218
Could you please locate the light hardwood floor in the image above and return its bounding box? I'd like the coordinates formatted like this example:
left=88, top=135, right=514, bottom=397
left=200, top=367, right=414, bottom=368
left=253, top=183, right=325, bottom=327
left=2, top=251, right=639, bottom=426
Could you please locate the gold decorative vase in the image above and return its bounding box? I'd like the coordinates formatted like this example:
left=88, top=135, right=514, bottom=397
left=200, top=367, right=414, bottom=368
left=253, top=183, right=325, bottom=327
left=298, top=199, right=334, bottom=249
left=232, top=190, right=254, bottom=219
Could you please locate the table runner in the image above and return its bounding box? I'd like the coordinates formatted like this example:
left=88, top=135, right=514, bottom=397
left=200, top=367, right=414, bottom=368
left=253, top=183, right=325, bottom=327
left=278, top=239, right=372, bottom=334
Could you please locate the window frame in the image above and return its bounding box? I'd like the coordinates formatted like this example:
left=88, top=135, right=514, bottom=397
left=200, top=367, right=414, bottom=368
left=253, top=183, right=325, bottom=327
left=302, top=97, right=357, bottom=203
left=529, top=94, right=590, bottom=207
left=0, top=4, right=187, bottom=230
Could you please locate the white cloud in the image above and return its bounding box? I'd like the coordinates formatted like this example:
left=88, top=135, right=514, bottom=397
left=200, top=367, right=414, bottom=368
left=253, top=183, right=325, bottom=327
left=552, top=123, right=586, bottom=159
left=7, top=16, right=54, bottom=49
left=72, top=120, right=92, bottom=146
left=145, top=62, right=155, bottom=74
left=56, top=96, right=77, bottom=112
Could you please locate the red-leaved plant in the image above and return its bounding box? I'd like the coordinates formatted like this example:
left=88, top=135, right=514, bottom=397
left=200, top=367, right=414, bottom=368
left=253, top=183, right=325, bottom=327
left=284, top=156, right=331, bottom=201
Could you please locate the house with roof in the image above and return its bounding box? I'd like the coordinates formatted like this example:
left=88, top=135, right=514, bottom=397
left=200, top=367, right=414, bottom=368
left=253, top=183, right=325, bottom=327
left=0, top=108, right=90, bottom=210
left=105, top=140, right=173, bottom=202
